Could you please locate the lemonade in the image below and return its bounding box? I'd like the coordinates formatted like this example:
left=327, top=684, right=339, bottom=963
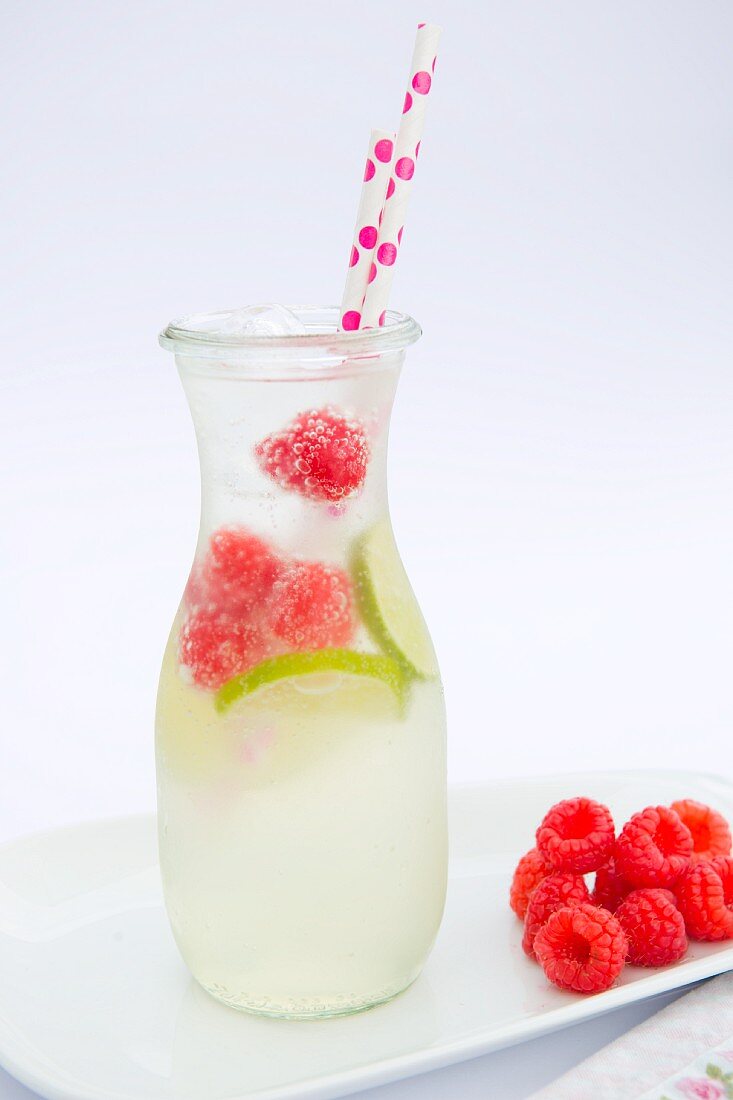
left=156, top=307, right=448, bottom=1017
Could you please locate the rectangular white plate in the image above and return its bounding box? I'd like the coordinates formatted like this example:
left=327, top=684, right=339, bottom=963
left=1, top=771, right=732, bottom=1100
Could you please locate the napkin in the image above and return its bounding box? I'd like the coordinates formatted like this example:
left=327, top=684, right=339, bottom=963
left=531, top=972, right=733, bottom=1099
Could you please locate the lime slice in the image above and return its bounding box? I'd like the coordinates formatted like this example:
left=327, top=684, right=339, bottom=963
left=351, top=520, right=438, bottom=679
left=156, top=638, right=407, bottom=786
left=215, top=648, right=408, bottom=714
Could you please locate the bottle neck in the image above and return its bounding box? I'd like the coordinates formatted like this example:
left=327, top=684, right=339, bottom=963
left=179, top=360, right=402, bottom=556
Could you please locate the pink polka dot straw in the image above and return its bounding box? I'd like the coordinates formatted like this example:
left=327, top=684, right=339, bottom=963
left=359, top=22, right=442, bottom=329
left=339, top=128, right=395, bottom=331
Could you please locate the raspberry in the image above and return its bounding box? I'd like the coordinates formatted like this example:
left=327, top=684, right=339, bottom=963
left=675, top=856, right=733, bottom=941
left=615, top=805, right=693, bottom=888
left=509, top=847, right=553, bottom=919
left=670, top=799, right=732, bottom=863
left=592, top=859, right=634, bottom=912
left=202, top=527, right=282, bottom=613
left=269, top=561, right=355, bottom=650
left=536, top=797, right=615, bottom=874
left=178, top=609, right=266, bottom=690
left=534, top=903, right=627, bottom=994
left=522, top=872, right=591, bottom=957
left=255, top=406, right=369, bottom=503
left=615, top=889, right=687, bottom=967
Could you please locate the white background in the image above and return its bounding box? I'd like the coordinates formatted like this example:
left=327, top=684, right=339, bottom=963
left=1, top=1, right=732, bottom=1097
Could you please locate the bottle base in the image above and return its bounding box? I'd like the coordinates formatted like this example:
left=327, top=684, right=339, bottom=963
left=198, top=976, right=417, bottom=1019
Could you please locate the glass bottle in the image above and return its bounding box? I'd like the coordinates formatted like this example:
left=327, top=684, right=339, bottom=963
left=156, top=307, right=447, bottom=1018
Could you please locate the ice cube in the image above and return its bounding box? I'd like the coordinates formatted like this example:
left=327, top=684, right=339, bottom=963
left=219, top=304, right=307, bottom=337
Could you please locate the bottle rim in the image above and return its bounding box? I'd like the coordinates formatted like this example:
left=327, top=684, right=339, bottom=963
left=159, top=306, right=422, bottom=363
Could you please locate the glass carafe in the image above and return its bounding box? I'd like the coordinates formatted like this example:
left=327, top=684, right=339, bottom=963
left=156, top=307, right=447, bottom=1018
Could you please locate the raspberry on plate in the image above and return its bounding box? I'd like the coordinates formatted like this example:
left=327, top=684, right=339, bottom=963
left=675, top=856, right=733, bottom=941
left=202, top=527, right=282, bottom=613
left=255, top=406, right=370, bottom=503
left=615, top=888, right=687, bottom=967
left=614, top=805, right=693, bottom=888
left=178, top=609, right=266, bottom=690
left=522, top=872, right=591, bottom=957
left=510, top=848, right=553, bottom=919
left=670, top=799, right=732, bottom=863
left=536, top=797, right=615, bottom=874
left=269, top=561, right=355, bottom=650
left=534, top=903, right=627, bottom=994
left=592, top=858, right=634, bottom=912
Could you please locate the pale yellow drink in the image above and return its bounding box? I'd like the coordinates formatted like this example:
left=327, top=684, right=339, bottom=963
left=156, top=307, right=448, bottom=1018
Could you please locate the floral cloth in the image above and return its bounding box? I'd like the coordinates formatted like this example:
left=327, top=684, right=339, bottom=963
left=647, top=1051, right=733, bottom=1099
left=531, top=973, right=733, bottom=1099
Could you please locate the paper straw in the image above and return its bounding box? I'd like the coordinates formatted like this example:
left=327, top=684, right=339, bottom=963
left=359, top=23, right=442, bottom=329
left=339, top=128, right=395, bottom=331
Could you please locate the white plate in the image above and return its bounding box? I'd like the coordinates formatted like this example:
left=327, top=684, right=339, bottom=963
left=1, top=771, right=733, bottom=1100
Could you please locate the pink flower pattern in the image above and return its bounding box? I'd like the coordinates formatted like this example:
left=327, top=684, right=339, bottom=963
left=675, top=1077, right=724, bottom=1100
